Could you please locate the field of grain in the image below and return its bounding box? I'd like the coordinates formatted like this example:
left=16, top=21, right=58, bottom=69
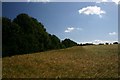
left=2, top=45, right=118, bottom=78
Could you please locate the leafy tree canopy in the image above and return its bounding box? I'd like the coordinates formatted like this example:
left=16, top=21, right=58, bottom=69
left=2, top=13, right=78, bottom=57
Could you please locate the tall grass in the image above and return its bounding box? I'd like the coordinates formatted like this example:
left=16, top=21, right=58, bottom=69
left=2, top=45, right=118, bottom=78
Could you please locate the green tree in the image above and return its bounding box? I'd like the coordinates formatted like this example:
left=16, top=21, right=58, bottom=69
left=49, top=34, right=61, bottom=49
left=62, top=39, right=78, bottom=48
left=2, top=17, right=22, bottom=56
left=2, top=13, right=78, bottom=57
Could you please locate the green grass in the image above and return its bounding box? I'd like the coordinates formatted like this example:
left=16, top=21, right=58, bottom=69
left=2, top=45, right=118, bottom=78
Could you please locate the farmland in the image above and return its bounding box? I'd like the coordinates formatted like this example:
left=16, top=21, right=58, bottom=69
left=2, top=45, right=118, bottom=78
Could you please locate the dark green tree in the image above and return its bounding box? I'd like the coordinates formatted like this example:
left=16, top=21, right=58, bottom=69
left=2, top=13, right=78, bottom=57
left=49, top=34, right=61, bottom=49
left=62, top=39, right=78, bottom=48
left=113, top=42, right=118, bottom=44
left=2, top=17, right=22, bottom=56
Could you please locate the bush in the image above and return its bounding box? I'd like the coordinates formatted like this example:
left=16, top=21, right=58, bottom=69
left=113, top=42, right=118, bottom=44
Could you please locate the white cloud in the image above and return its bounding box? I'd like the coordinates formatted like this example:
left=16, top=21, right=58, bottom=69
left=109, top=32, right=117, bottom=36
left=94, top=40, right=106, bottom=44
left=97, top=0, right=108, bottom=3
left=102, top=0, right=109, bottom=2
left=65, top=27, right=83, bottom=33
left=76, top=28, right=83, bottom=31
left=96, top=0, right=120, bottom=4
left=102, top=0, right=108, bottom=2
left=93, top=40, right=118, bottom=44
left=28, top=0, right=50, bottom=2
left=79, top=40, right=118, bottom=44
left=65, top=27, right=75, bottom=33
left=79, top=41, right=93, bottom=44
left=78, top=6, right=106, bottom=18
left=95, top=0, right=109, bottom=4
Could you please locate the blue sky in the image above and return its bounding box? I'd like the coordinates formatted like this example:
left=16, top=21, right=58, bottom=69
left=2, top=2, right=118, bottom=44
left=1, top=0, right=120, bottom=4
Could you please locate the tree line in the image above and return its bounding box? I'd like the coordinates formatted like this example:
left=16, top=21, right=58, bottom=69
left=2, top=13, right=78, bottom=57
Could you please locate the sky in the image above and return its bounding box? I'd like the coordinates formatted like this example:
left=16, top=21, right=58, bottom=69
left=1, top=0, right=120, bottom=4
left=2, top=2, right=118, bottom=44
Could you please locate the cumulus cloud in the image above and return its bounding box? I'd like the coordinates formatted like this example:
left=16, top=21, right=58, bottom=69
left=64, top=27, right=82, bottom=33
left=109, top=32, right=117, bottom=36
left=65, top=27, right=75, bottom=33
left=78, top=6, right=106, bottom=18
